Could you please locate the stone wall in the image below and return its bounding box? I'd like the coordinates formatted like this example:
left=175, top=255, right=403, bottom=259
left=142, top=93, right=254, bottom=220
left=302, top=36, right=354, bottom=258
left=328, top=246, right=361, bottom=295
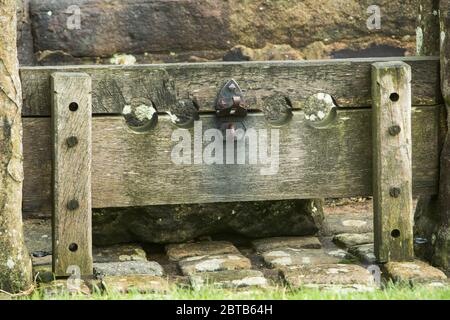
left=18, top=0, right=417, bottom=65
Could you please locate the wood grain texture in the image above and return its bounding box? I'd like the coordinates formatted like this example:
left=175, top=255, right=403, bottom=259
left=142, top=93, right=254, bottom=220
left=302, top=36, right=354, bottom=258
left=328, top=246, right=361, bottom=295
left=372, top=62, right=414, bottom=263
left=23, top=106, right=441, bottom=217
left=0, top=0, right=33, bottom=293
left=20, top=57, right=441, bottom=117
left=51, top=73, right=92, bottom=276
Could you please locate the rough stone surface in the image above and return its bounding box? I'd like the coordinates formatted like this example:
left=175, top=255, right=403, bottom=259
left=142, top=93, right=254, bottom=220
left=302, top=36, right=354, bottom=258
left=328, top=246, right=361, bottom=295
left=32, top=254, right=52, bottom=267
left=190, top=270, right=268, bottom=290
left=93, top=261, right=164, bottom=278
left=325, top=248, right=355, bottom=261
left=101, top=275, right=169, bottom=294
left=262, top=248, right=340, bottom=268
left=26, top=0, right=415, bottom=63
left=166, top=241, right=240, bottom=261
left=39, top=280, right=91, bottom=297
left=414, top=196, right=450, bottom=272
left=320, top=236, right=359, bottom=262
left=93, top=200, right=323, bottom=245
left=23, top=219, right=51, bottom=255
left=93, top=244, right=147, bottom=263
left=322, top=202, right=373, bottom=236
left=333, top=233, right=374, bottom=248
left=33, top=264, right=55, bottom=283
left=348, top=244, right=376, bottom=264
left=252, top=237, right=322, bottom=253
left=322, top=214, right=373, bottom=236
left=384, top=260, right=448, bottom=284
left=179, top=254, right=251, bottom=275
left=282, top=264, right=376, bottom=291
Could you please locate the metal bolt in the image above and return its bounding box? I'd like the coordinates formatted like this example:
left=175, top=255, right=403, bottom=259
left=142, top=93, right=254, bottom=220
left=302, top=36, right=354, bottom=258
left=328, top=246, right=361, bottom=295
left=389, top=125, right=401, bottom=136
left=389, top=187, right=401, bottom=198
left=66, top=136, right=78, bottom=148
left=67, top=199, right=79, bottom=211
left=228, top=83, right=237, bottom=92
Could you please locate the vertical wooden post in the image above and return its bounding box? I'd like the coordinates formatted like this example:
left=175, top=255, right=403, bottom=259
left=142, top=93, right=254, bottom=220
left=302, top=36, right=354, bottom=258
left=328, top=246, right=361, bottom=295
left=372, top=61, right=414, bottom=263
left=52, top=73, right=93, bottom=276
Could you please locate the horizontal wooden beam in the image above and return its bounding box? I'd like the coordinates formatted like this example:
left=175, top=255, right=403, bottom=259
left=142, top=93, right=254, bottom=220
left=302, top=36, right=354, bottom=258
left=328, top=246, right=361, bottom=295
left=20, top=57, right=441, bottom=117
left=23, top=106, right=442, bottom=217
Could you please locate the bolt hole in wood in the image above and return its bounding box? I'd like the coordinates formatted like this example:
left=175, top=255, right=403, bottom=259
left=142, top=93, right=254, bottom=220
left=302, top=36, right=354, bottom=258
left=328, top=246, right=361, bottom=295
left=122, top=100, right=159, bottom=133
left=303, top=93, right=338, bottom=129
left=389, top=92, right=400, bottom=102
left=263, top=96, right=293, bottom=126
left=69, top=102, right=79, bottom=112
left=391, top=229, right=401, bottom=238
left=68, top=243, right=78, bottom=252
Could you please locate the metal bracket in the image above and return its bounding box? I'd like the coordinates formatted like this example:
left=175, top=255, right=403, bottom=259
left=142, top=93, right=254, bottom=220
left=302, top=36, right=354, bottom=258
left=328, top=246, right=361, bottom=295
left=215, top=80, right=247, bottom=140
left=215, top=79, right=247, bottom=118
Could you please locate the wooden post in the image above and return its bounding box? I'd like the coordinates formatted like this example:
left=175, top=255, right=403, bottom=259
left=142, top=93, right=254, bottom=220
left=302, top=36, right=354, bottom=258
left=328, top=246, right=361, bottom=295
left=0, top=0, right=33, bottom=293
left=372, top=61, right=414, bottom=263
left=52, top=73, right=93, bottom=276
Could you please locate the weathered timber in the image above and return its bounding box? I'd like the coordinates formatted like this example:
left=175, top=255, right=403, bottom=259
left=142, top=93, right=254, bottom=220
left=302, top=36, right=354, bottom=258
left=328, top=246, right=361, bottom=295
left=23, top=106, right=441, bottom=217
left=372, top=62, right=414, bottom=262
left=0, top=0, right=33, bottom=294
left=51, top=73, right=93, bottom=276
left=20, top=57, right=441, bottom=116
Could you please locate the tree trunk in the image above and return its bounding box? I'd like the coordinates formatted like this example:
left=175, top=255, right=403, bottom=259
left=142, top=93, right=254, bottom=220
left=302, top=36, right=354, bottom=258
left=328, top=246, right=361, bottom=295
left=416, top=0, right=440, bottom=56
left=414, top=0, right=450, bottom=271
left=0, top=0, right=32, bottom=293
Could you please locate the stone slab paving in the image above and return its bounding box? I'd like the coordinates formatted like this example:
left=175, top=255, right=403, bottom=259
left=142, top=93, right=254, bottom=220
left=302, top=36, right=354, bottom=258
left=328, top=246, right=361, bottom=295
left=166, top=241, right=240, bottom=261
left=322, top=210, right=373, bottom=236
left=319, top=236, right=359, bottom=262
left=262, top=248, right=340, bottom=268
left=101, top=275, right=169, bottom=294
left=281, top=264, right=377, bottom=292
left=39, top=280, right=91, bottom=297
left=333, top=233, right=374, bottom=248
left=179, top=254, right=252, bottom=275
left=24, top=219, right=52, bottom=254
left=32, top=243, right=152, bottom=282
left=252, top=236, right=322, bottom=252
left=383, top=260, right=448, bottom=285
left=190, top=270, right=268, bottom=290
left=348, top=244, right=376, bottom=264
left=93, top=261, right=164, bottom=278
left=93, top=244, right=147, bottom=263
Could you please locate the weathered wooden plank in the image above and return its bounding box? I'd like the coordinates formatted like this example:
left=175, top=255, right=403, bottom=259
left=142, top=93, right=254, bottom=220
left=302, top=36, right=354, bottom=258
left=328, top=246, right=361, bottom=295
left=51, top=73, right=93, bottom=276
left=372, top=61, right=414, bottom=262
left=23, top=106, right=441, bottom=217
left=20, top=57, right=441, bottom=117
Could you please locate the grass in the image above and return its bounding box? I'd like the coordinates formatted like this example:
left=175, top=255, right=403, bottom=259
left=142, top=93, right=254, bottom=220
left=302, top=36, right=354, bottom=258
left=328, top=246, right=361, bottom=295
left=23, top=282, right=450, bottom=300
